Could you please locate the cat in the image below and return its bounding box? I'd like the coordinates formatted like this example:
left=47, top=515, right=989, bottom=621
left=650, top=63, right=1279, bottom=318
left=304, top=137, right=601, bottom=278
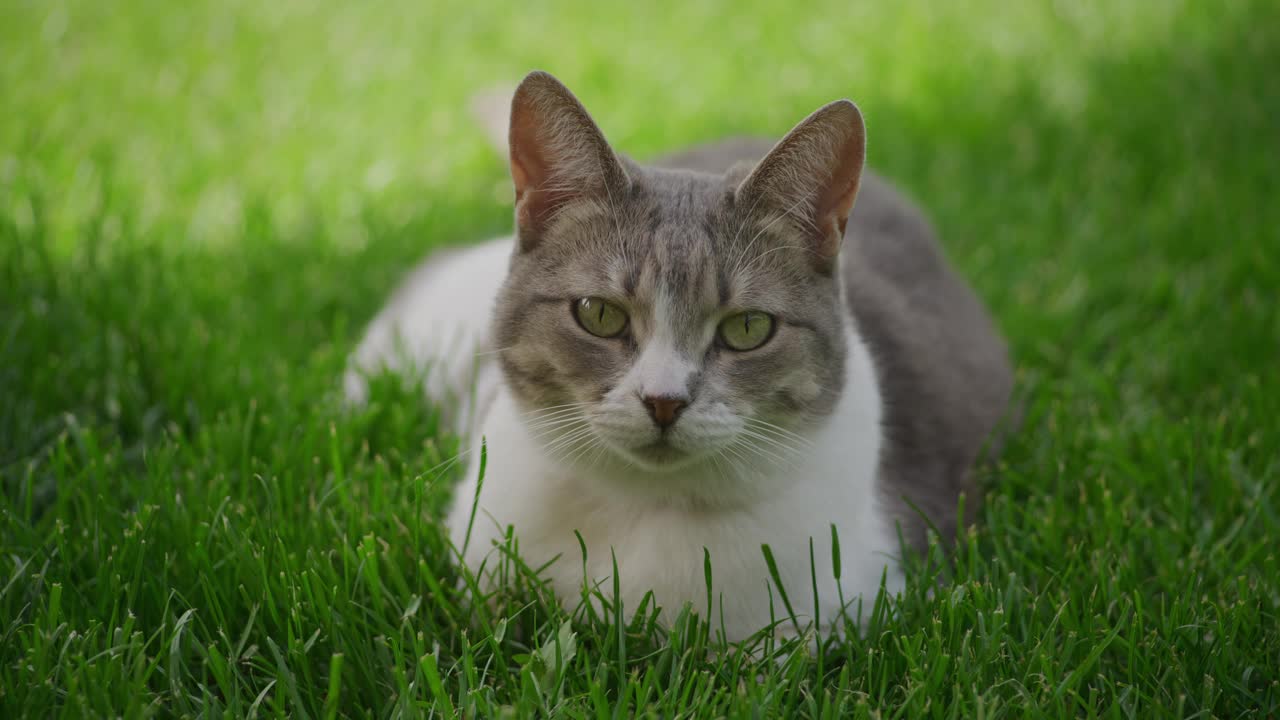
left=344, top=71, right=1014, bottom=642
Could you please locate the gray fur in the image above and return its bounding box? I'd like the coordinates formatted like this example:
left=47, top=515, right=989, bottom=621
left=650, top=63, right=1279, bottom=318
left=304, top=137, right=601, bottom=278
left=492, top=73, right=1013, bottom=549
left=493, top=158, right=850, bottom=443
left=661, top=137, right=1014, bottom=547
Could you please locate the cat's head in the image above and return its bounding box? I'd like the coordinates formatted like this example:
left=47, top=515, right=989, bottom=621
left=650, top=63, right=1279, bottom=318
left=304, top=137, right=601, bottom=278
left=492, top=71, right=866, bottom=499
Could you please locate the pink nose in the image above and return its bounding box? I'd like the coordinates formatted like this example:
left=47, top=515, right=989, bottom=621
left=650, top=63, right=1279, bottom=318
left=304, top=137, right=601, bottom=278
left=642, top=395, right=688, bottom=429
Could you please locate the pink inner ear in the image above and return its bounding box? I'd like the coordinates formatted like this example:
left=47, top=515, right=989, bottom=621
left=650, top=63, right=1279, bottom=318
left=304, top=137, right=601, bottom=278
left=508, top=101, right=568, bottom=241
left=509, top=151, right=533, bottom=204
left=509, top=104, right=550, bottom=206
left=506, top=74, right=628, bottom=249
left=509, top=140, right=579, bottom=240
left=820, top=170, right=863, bottom=248
left=736, top=100, right=866, bottom=267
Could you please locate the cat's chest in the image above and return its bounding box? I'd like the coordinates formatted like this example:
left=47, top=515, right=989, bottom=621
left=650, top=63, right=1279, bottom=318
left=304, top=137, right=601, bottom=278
left=455, top=371, right=900, bottom=635
left=491, top=471, right=808, bottom=611
left=471, top=453, right=898, bottom=636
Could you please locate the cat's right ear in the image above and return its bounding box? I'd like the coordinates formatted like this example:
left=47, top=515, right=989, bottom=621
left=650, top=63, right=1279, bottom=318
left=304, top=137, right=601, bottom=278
left=508, top=71, right=629, bottom=251
left=734, top=100, right=866, bottom=274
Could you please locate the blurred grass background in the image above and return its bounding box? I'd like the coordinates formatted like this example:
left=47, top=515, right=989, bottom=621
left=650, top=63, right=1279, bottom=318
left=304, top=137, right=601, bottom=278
left=2, top=1, right=1257, bottom=241
left=2, top=0, right=1278, bottom=716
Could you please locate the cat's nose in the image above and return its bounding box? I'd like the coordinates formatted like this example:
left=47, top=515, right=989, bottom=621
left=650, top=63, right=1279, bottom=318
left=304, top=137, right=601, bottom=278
left=641, top=394, right=688, bottom=429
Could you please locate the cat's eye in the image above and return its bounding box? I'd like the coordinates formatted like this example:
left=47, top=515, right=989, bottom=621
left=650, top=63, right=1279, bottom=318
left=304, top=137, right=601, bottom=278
left=574, top=297, right=629, bottom=338
left=718, top=311, right=775, bottom=351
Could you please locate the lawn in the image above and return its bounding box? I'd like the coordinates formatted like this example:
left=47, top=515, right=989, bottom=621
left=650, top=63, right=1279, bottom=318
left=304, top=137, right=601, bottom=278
left=2, top=0, right=1278, bottom=716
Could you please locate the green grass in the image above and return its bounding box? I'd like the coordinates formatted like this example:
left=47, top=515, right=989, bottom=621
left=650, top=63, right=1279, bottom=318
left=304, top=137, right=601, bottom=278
left=3, top=0, right=1279, bottom=716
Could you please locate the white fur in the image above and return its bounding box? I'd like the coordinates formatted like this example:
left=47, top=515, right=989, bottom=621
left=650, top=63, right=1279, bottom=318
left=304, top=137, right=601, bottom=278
left=344, top=237, right=513, bottom=435
left=346, top=238, right=904, bottom=643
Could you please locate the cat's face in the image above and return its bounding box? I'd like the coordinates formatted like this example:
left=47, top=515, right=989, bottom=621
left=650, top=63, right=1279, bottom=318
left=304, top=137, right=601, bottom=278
left=494, top=171, right=849, bottom=474
left=493, top=72, right=866, bottom=489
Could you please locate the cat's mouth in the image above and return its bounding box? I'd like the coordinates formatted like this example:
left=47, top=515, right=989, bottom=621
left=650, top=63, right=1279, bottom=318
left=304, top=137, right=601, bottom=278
left=626, top=438, right=690, bottom=467
left=625, top=437, right=723, bottom=473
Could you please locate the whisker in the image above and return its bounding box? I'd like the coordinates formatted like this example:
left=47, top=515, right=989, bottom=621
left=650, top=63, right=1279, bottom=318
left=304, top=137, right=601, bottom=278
left=417, top=446, right=473, bottom=479
left=538, top=417, right=590, bottom=439
left=739, top=425, right=803, bottom=450
left=736, top=429, right=803, bottom=460
left=598, top=151, right=626, bottom=252
left=541, top=424, right=597, bottom=457
left=526, top=419, right=590, bottom=444
left=540, top=421, right=594, bottom=448
left=726, top=193, right=766, bottom=269
left=740, top=244, right=811, bottom=280
left=722, top=447, right=761, bottom=484
left=583, top=438, right=611, bottom=473
left=745, top=418, right=815, bottom=448
left=728, top=189, right=782, bottom=272
left=553, top=430, right=600, bottom=467
left=707, top=451, right=734, bottom=485
left=524, top=413, right=590, bottom=432
left=573, top=435, right=611, bottom=468
left=731, top=193, right=813, bottom=278
left=521, top=407, right=592, bottom=426
left=729, top=435, right=793, bottom=467
left=521, top=401, right=594, bottom=418
left=720, top=442, right=755, bottom=474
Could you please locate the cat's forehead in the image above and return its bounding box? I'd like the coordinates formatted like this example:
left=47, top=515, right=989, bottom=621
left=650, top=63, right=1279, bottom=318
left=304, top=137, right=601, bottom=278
left=537, top=166, right=802, bottom=311
left=619, top=169, right=731, bottom=307
left=635, top=166, right=728, bottom=211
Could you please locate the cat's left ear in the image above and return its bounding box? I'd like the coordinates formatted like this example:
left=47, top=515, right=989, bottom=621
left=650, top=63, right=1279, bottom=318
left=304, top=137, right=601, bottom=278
left=508, top=71, right=630, bottom=251
left=735, top=100, right=866, bottom=273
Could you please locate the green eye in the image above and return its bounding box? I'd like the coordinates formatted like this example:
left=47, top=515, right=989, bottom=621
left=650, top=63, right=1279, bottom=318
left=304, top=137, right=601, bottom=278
left=718, top=311, right=775, bottom=351
left=574, top=297, right=629, bottom=338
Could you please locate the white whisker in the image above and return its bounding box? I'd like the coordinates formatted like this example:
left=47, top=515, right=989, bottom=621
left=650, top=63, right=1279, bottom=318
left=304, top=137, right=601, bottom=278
left=555, top=430, right=601, bottom=467
left=745, top=418, right=815, bottom=448
left=417, top=447, right=473, bottom=479
left=527, top=419, right=590, bottom=444
left=524, top=412, right=590, bottom=432
left=727, top=187, right=776, bottom=271
left=740, top=244, right=811, bottom=280
left=720, top=442, right=755, bottom=475
left=730, top=192, right=814, bottom=278
left=728, top=435, right=792, bottom=467
left=521, top=401, right=594, bottom=418
left=582, top=436, right=612, bottom=472
left=542, top=424, right=597, bottom=457
left=521, top=408, right=591, bottom=429
left=737, top=429, right=806, bottom=463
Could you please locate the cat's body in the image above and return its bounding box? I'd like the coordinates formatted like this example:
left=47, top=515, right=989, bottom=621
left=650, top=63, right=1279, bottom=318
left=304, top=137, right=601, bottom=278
left=346, top=74, right=1013, bottom=641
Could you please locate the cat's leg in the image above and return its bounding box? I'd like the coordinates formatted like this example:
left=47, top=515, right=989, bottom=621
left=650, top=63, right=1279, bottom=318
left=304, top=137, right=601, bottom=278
left=343, top=236, right=515, bottom=436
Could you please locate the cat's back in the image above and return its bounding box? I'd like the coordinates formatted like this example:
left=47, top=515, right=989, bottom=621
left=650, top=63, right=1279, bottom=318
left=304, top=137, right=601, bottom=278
left=654, top=138, right=1015, bottom=546
left=839, top=171, right=1014, bottom=546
